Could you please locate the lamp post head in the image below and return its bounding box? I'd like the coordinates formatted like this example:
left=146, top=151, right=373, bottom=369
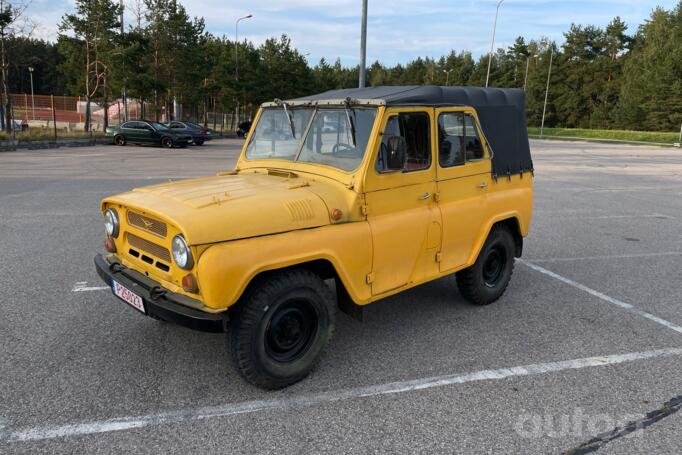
left=28, top=66, right=34, bottom=73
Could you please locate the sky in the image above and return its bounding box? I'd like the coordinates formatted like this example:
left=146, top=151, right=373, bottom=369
left=27, top=0, right=680, bottom=66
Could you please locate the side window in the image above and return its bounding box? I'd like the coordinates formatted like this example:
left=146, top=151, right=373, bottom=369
left=464, top=114, right=484, bottom=160
left=438, top=112, right=484, bottom=168
left=376, top=112, right=431, bottom=173
left=438, top=113, right=465, bottom=167
left=171, top=122, right=183, bottom=128
left=121, top=121, right=135, bottom=129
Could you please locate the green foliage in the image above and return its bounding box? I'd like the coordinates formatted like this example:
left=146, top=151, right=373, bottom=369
left=527, top=127, right=679, bottom=144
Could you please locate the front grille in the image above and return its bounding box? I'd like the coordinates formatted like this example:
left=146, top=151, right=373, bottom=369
left=127, top=211, right=167, bottom=238
left=127, top=233, right=171, bottom=263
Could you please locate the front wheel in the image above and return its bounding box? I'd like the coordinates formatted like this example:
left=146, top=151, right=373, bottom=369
left=161, top=137, right=174, bottom=148
left=230, top=269, right=336, bottom=389
left=456, top=226, right=515, bottom=305
left=114, top=135, right=126, bottom=146
left=194, top=140, right=204, bottom=146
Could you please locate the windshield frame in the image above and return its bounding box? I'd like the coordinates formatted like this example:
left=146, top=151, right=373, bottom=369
left=244, top=105, right=378, bottom=174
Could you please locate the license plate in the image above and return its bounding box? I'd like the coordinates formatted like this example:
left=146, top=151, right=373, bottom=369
left=112, top=280, right=145, bottom=314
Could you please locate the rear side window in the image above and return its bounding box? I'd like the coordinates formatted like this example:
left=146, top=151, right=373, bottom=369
left=121, top=121, right=136, bottom=129
left=376, top=112, right=431, bottom=173
left=438, top=112, right=484, bottom=167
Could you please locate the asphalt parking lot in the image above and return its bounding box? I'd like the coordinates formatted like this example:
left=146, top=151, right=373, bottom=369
left=1, top=138, right=681, bottom=454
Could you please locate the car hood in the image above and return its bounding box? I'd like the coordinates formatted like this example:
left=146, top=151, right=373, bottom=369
left=103, top=172, right=334, bottom=245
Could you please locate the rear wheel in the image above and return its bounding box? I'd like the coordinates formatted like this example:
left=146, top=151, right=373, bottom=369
left=161, top=137, right=173, bottom=148
left=230, top=269, right=335, bottom=389
left=456, top=226, right=515, bottom=305
left=114, top=135, right=126, bottom=146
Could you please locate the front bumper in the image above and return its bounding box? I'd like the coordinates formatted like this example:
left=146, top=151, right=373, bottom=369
left=94, top=254, right=225, bottom=332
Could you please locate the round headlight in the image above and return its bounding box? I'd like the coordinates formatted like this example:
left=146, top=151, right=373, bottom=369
left=104, top=208, right=119, bottom=238
left=172, top=235, right=193, bottom=269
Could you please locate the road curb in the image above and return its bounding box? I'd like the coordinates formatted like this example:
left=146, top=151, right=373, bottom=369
left=0, top=137, right=111, bottom=152
left=0, top=134, right=239, bottom=153
left=529, top=134, right=677, bottom=148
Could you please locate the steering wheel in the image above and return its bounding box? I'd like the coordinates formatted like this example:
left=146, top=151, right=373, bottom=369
left=332, top=143, right=356, bottom=156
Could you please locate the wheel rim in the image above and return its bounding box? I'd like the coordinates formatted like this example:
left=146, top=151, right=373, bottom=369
left=482, top=245, right=506, bottom=288
left=163, top=138, right=172, bottom=148
left=265, top=299, right=318, bottom=363
left=116, top=136, right=124, bottom=145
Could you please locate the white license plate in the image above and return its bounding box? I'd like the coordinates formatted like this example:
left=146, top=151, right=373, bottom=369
left=112, top=280, right=145, bottom=314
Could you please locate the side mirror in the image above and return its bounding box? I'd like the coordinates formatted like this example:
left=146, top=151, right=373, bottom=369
left=379, top=135, right=407, bottom=172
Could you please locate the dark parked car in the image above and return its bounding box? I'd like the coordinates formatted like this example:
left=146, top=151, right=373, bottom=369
left=166, top=121, right=213, bottom=145
left=237, top=120, right=252, bottom=138
left=106, top=120, right=192, bottom=148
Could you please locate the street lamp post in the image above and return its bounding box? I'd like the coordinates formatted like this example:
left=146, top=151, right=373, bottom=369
left=235, top=14, right=253, bottom=82
left=359, top=0, right=368, bottom=88
left=485, top=0, right=505, bottom=88
left=235, top=14, right=253, bottom=127
left=27, top=66, right=35, bottom=120
left=443, top=69, right=454, bottom=86
left=540, top=47, right=554, bottom=138
left=523, top=54, right=538, bottom=91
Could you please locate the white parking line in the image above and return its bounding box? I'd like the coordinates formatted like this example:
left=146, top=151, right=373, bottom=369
left=4, top=347, right=682, bottom=443
left=528, top=251, right=682, bottom=263
left=519, top=260, right=682, bottom=335
left=72, top=282, right=109, bottom=292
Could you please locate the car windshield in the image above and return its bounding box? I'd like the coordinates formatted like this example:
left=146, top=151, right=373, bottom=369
left=151, top=122, right=169, bottom=131
left=245, top=107, right=377, bottom=172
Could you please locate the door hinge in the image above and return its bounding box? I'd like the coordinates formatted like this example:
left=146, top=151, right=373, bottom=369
left=366, top=272, right=374, bottom=284
left=361, top=204, right=369, bottom=216
left=435, top=252, right=442, bottom=262
left=434, top=192, right=441, bottom=202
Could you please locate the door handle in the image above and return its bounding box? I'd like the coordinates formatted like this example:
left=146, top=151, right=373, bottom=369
left=418, top=192, right=431, bottom=200
left=478, top=182, right=488, bottom=189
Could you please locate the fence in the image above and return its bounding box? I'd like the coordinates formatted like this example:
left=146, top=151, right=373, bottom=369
left=8, top=93, right=250, bottom=134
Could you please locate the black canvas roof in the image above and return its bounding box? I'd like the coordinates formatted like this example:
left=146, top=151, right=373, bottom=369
left=290, top=86, right=533, bottom=177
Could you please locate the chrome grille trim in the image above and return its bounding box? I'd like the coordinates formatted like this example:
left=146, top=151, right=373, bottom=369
left=127, top=233, right=171, bottom=263
left=127, top=211, right=167, bottom=238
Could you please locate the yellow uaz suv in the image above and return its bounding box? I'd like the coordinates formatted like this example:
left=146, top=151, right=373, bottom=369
left=95, top=86, right=534, bottom=389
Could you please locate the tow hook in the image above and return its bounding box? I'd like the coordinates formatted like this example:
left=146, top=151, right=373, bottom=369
left=109, top=262, right=125, bottom=273
left=149, top=286, right=167, bottom=301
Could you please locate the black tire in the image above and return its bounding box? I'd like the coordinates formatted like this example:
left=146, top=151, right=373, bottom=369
left=457, top=226, right=515, bottom=305
left=114, top=135, right=126, bottom=146
left=161, top=137, right=174, bottom=148
left=194, top=140, right=204, bottom=146
left=230, top=269, right=336, bottom=389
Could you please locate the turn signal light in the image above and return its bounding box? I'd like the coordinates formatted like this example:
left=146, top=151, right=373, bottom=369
left=331, top=209, right=343, bottom=221
left=182, top=274, right=199, bottom=293
left=104, top=235, right=117, bottom=253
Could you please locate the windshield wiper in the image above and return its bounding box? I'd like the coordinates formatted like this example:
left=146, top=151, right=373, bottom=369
left=282, top=102, right=296, bottom=138
left=344, top=104, right=357, bottom=147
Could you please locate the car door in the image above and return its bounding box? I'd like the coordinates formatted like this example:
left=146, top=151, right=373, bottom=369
left=435, top=108, right=493, bottom=272
left=138, top=122, right=156, bottom=143
left=120, top=122, right=138, bottom=142
left=363, top=107, right=441, bottom=295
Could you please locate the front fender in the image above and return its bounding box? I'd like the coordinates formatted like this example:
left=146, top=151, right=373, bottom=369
left=196, top=222, right=373, bottom=310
